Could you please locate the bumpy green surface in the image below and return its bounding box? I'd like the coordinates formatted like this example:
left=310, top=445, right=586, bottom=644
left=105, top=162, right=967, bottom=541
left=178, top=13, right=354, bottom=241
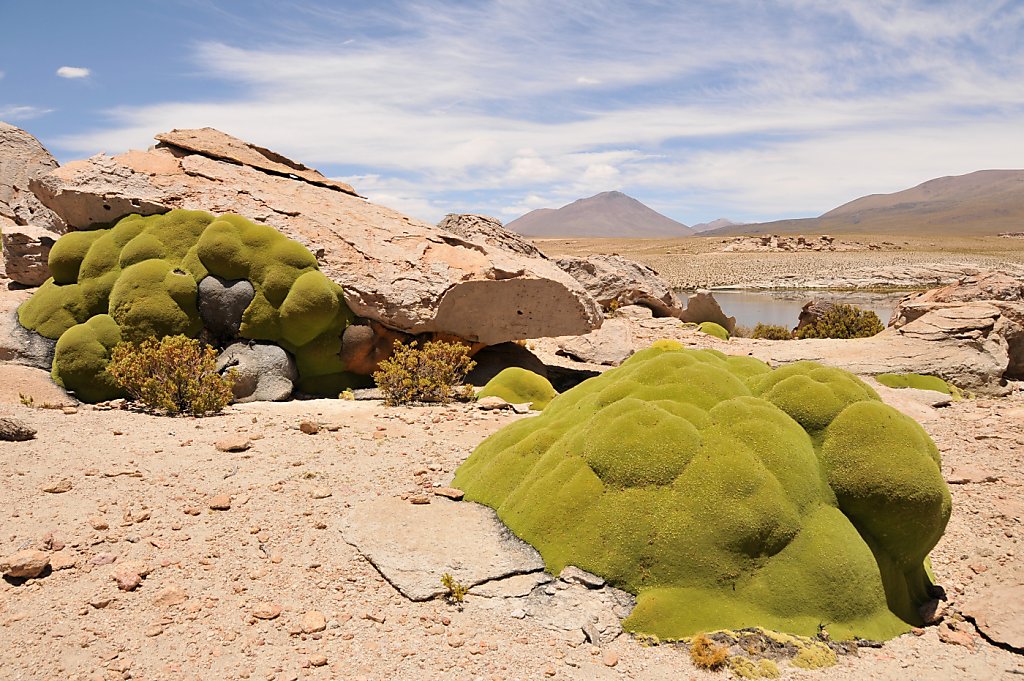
left=875, top=373, right=953, bottom=395
left=18, top=210, right=361, bottom=398
left=698, top=321, right=730, bottom=339
left=453, top=346, right=951, bottom=641
left=51, top=314, right=125, bottom=403
left=478, top=367, right=558, bottom=411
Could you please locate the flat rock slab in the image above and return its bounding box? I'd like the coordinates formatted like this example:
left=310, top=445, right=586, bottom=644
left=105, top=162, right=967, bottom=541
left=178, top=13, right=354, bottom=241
left=339, top=496, right=544, bottom=601
left=962, top=576, right=1024, bottom=651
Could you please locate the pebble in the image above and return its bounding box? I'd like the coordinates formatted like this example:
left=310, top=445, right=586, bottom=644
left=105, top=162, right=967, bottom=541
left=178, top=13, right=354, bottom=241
left=253, top=603, right=283, bottom=620
left=90, top=553, right=118, bottom=566
left=209, top=494, right=232, bottom=511
left=299, top=421, right=320, bottom=435
left=153, top=584, right=188, bottom=607
left=112, top=569, right=143, bottom=592
left=409, top=495, right=430, bottom=505
left=89, top=516, right=110, bottom=531
left=433, top=487, right=465, bottom=501
left=310, top=488, right=332, bottom=499
left=89, top=595, right=113, bottom=609
left=301, top=610, right=327, bottom=634
left=42, top=478, right=73, bottom=494
left=215, top=436, right=251, bottom=453
left=0, top=549, right=50, bottom=579
left=309, top=654, right=328, bottom=667
left=602, top=651, right=619, bottom=667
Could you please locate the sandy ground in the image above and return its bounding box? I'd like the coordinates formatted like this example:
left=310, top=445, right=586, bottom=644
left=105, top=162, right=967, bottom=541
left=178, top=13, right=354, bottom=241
left=2, top=341, right=1023, bottom=681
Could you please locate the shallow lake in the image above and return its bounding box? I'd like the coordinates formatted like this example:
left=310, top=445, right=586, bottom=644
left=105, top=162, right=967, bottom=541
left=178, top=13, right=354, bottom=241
left=677, top=289, right=913, bottom=329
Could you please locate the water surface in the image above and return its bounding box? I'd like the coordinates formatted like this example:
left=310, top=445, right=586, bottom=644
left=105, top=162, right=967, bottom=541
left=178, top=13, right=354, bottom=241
left=678, top=289, right=912, bottom=329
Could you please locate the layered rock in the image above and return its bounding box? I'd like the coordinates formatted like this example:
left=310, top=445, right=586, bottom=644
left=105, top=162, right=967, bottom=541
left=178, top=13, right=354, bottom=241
left=556, top=254, right=683, bottom=317
left=30, top=128, right=601, bottom=345
left=1, top=122, right=66, bottom=283
left=437, top=214, right=544, bottom=258
left=892, top=271, right=1024, bottom=380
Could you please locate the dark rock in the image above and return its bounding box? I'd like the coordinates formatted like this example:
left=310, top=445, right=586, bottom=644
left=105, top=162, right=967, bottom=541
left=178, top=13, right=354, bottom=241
left=198, top=276, right=255, bottom=339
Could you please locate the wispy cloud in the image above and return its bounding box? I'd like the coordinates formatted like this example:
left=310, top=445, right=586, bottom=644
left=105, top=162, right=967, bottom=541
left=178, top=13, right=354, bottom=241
left=0, top=105, right=54, bottom=122
left=52, top=0, right=1024, bottom=223
left=56, top=66, right=91, bottom=79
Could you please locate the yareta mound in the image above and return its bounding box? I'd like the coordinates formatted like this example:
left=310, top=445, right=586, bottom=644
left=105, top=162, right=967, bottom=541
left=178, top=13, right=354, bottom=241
left=478, top=367, right=558, bottom=411
left=453, top=343, right=952, bottom=641
left=17, top=209, right=361, bottom=400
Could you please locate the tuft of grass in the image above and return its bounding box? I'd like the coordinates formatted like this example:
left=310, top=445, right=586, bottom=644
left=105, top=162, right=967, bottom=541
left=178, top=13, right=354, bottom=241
left=373, top=340, right=476, bottom=406
left=690, top=633, right=729, bottom=670
left=440, top=572, right=469, bottom=605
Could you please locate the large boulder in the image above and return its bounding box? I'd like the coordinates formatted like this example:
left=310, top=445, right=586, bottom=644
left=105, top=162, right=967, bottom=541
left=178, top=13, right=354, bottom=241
left=892, top=271, right=1024, bottom=380
left=0, top=121, right=65, bottom=232
left=556, top=254, right=683, bottom=318
left=557, top=318, right=635, bottom=366
left=1, top=219, right=57, bottom=286
left=216, top=342, right=298, bottom=403
left=30, top=128, right=601, bottom=345
left=678, top=289, right=737, bottom=334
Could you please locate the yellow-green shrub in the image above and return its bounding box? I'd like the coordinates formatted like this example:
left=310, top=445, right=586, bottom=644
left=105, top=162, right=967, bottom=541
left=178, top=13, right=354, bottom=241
left=373, top=340, right=476, bottom=406
left=751, top=323, right=792, bottom=340
left=794, top=304, right=883, bottom=339
left=106, top=335, right=235, bottom=416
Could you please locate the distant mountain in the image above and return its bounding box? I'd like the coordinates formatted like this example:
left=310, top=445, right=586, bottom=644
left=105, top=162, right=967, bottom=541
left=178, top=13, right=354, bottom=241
left=690, top=218, right=743, bottom=233
left=707, top=169, right=1024, bottom=237
left=507, top=191, right=695, bottom=238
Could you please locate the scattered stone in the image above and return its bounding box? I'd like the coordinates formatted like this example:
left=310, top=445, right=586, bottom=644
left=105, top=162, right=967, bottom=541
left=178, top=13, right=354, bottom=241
left=433, top=487, right=464, bottom=501
left=299, top=420, right=320, bottom=435
left=215, top=436, right=251, bottom=453
left=938, top=622, right=975, bottom=650
left=90, top=553, right=117, bottom=566
left=477, top=396, right=512, bottom=410
left=0, top=416, right=36, bottom=442
left=559, top=566, right=606, bottom=589
left=363, top=612, right=386, bottom=624
left=41, top=478, right=73, bottom=494
left=918, top=599, right=945, bottom=625
left=145, top=625, right=164, bottom=637
left=112, top=569, right=143, bottom=592
left=0, top=549, right=50, bottom=579
left=252, top=603, right=283, bottom=620
left=153, top=584, right=188, bottom=607
left=946, top=466, right=1001, bottom=484
left=602, top=650, right=619, bottom=667
left=310, top=488, right=332, bottom=500
left=409, top=495, right=431, bottom=505
left=209, top=494, right=232, bottom=511
left=89, top=596, right=113, bottom=609
left=49, top=551, right=77, bottom=571
left=301, top=610, right=327, bottom=634
left=309, top=654, right=328, bottom=667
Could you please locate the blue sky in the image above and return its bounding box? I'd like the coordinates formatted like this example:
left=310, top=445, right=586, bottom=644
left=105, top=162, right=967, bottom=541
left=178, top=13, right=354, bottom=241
left=2, top=0, right=1022, bottom=226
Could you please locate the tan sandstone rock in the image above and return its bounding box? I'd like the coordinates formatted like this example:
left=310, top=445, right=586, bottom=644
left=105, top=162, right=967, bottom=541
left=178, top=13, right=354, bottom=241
left=557, top=254, right=684, bottom=318
left=1, top=549, right=50, bottom=578
left=1, top=219, right=55, bottom=286
left=31, top=128, right=601, bottom=346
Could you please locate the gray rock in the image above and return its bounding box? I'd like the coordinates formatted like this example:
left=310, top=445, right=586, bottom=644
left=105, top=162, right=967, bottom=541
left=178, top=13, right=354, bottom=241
left=338, top=496, right=545, bottom=602
left=0, top=121, right=65, bottom=233
left=1, top=307, right=56, bottom=370
left=557, top=318, right=634, bottom=366
left=437, top=214, right=545, bottom=258
left=0, top=416, right=35, bottom=441
left=559, top=565, right=606, bottom=589
left=198, top=276, right=255, bottom=339
left=678, top=289, right=737, bottom=334
left=557, top=254, right=684, bottom=317
left=1, top=219, right=56, bottom=286
left=216, top=342, right=297, bottom=403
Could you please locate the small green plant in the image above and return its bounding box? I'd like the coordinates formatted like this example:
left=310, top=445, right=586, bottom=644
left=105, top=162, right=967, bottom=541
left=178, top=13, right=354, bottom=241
left=105, top=335, right=235, bottom=416
left=18, top=393, right=34, bottom=407
left=608, top=298, right=621, bottom=314
left=794, top=304, right=884, bottom=339
left=339, top=389, right=355, bottom=400
left=373, top=340, right=476, bottom=406
left=698, top=321, right=730, bottom=340
left=690, top=633, right=729, bottom=670
left=751, top=323, right=793, bottom=340
left=440, top=572, right=469, bottom=605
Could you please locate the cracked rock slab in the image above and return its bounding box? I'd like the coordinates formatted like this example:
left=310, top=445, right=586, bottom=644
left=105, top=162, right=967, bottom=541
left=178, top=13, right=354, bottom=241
left=339, top=496, right=544, bottom=601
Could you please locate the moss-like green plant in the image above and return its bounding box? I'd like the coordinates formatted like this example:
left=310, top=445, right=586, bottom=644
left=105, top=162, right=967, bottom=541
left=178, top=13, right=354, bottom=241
left=373, top=340, right=476, bottom=406
left=875, top=372, right=955, bottom=396
left=698, top=321, right=730, bottom=339
left=106, top=335, right=235, bottom=416
left=478, top=367, right=557, bottom=411
left=452, top=345, right=951, bottom=642
left=17, top=210, right=362, bottom=399
left=751, top=323, right=792, bottom=340
left=794, top=304, right=883, bottom=339
left=51, top=314, right=125, bottom=403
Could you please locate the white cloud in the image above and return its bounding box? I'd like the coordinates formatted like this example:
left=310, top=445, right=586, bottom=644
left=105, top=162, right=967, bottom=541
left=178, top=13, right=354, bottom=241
left=56, top=66, right=91, bottom=79
left=0, top=105, right=53, bottom=122
left=0, top=70, right=5, bottom=80
left=48, top=1, right=1024, bottom=223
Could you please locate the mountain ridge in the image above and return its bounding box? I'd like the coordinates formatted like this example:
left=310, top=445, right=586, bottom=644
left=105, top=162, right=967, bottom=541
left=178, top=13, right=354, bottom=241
left=507, top=191, right=695, bottom=238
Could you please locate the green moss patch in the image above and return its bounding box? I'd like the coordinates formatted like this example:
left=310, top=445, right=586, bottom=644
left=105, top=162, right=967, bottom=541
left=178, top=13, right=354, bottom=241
left=698, top=321, right=730, bottom=339
left=18, top=210, right=361, bottom=399
left=453, top=345, right=951, bottom=642
left=478, top=367, right=557, bottom=410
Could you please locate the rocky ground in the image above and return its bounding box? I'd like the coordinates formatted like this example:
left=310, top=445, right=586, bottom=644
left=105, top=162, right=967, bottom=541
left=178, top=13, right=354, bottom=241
left=2, top=318, right=1023, bottom=680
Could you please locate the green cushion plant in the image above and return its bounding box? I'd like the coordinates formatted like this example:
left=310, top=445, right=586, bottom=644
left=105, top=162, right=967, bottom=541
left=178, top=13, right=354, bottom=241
left=478, top=367, right=558, bottom=410
left=453, top=345, right=951, bottom=642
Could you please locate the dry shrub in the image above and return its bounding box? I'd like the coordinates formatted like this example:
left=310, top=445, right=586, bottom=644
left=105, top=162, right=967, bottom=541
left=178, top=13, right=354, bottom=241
left=794, top=304, right=884, bottom=339
left=373, top=340, right=476, bottom=406
left=752, top=323, right=793, bottom=340
left=106, top=335, right=235, bottom=416
left=690, top=633, right=729, bottom=670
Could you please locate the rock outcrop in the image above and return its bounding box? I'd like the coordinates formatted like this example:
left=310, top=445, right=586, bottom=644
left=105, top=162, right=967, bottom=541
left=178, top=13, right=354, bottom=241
left=437, top=214, right=544, bottom=258
left=557, top=318, right=634, bottom=366
left=556, top=254, right=683, bottom=317
left=891, top=271, right=1024, bottom=380
left=1, top=220, right=56, bottom=286
left=30, top=128, right=601, bottom=345
left=1, top=122, right=66, bottom=283
left=678, top=290, right=737, bottom=334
